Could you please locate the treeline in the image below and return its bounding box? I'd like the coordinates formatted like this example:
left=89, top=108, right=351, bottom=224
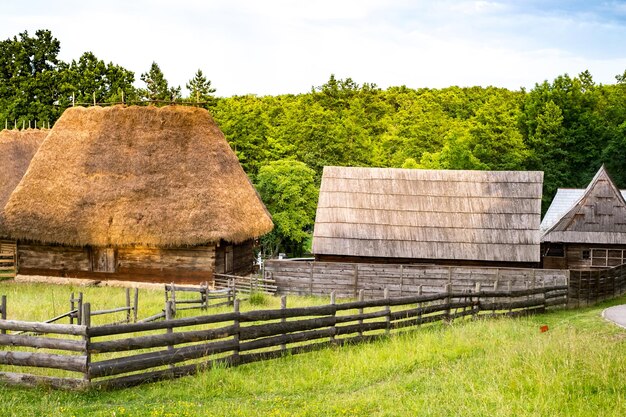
left=1, top=29, right=626, bottom=256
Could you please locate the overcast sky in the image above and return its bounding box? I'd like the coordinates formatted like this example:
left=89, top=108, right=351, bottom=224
left=3, top=0, right=626, bottom=97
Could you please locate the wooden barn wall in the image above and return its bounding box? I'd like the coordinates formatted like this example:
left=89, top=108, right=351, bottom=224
left=215, top=240, right=255, bottom=275
left=265, top=260, right=568, bottom=299
left=17, top=243, right=216, bottom=284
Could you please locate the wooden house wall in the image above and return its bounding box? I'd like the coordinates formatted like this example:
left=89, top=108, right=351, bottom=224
left=17, top=243, right=216, bottom=284
left=215, top=239, right=255, bottom=275
left=542, top=243, right=626, bottom=270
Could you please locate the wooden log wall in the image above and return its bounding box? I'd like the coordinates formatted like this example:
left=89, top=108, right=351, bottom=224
left=264, top=260, right=568, bottom=300
left=568, top=263, right=626, bottom=307
left=0, top=284, right=568, bottom=389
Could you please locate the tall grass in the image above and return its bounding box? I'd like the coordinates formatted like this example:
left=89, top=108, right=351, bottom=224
left=0, top=282, right=625, bottom=416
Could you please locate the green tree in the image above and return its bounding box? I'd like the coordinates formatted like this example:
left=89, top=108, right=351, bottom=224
left=255, top=160, right=318, bottom=257
left=0, top=29, right=64, bottom=125
left=139, top=62, right=180, bottom=102
left=186, top=69, right=216, bottom=108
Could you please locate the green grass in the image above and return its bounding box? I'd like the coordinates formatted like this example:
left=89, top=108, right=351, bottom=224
left=1, top=282, right=626, bottom=416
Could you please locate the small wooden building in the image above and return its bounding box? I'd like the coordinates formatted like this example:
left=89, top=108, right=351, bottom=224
left=541, top=166, right=626, bottom=269
left=0, top=128, right=48, bottom=257
left=312, top=166, right=544, bottom=267
left=3, top=105, right=273, bottom=284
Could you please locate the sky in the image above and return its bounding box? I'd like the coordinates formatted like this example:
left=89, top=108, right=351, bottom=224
left=2, top=0, right=626, bottom=97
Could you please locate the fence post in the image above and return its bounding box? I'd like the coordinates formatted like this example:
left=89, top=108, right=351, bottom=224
left=330, top=291, right=337, bottom=343
left=133, top=288, right=139, bottom=322
left=82, top=302, right=91, bottom=384
left=233, top=299, right=240, bottom=365
left=1, top=295, right=6, bottom=335
left=444, top=283, right=451, bottom=323
left=125, top=288, right=131, bottom=323
left=507, top=281, right=512, bottom=316
left=170, top=283, right=177, bottom=315
left=400, top=265, right=404, bottom=297
left=474, top=282, right=481, bottom=318
left=309, top=262, right=314, bottom=296
left=70, top=292, right=75, bottom=325
left=353, top=264, right=359, bottom=298
left=165, top=300, right=174, bottom=369
left=78, top=293, right=84, bottom=325
left=358, top=289, right=364, bottom=339
left=384, top=287, right=390, bottom=335
left=280, top=295, right=287, bottom=352
left=417, top=285, right=423, bottom=325
left=201, top=282, right=208, bottom=310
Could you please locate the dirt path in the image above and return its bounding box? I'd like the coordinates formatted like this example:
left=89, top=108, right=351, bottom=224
left=12, top=274, right=165, bottom=290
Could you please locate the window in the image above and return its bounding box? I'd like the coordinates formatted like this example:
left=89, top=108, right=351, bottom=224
left=590, top=248, right=625, bottom=268
left=582, top=250, right=590, bottom=260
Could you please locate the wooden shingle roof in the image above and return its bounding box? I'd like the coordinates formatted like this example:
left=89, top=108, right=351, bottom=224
left=541, top=166, right=626, bottom=244
left=312, top=166, right=543, bottom=262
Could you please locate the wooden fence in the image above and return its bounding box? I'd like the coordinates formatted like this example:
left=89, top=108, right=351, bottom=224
left=214, top=273, right=277, bottom=295
left=569, top=264, right=626, bottom=307
left=0, top=284, right=568, bottom=389
left=0, top=242, right=16, bottom=279
left=265, top=260, right=569, bottom=299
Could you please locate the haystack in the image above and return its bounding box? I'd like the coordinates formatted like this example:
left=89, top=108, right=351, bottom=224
left=0, top=128, right=48, bottom=237
left=5, top=105, right=273, bottom=246
left=313, top=166, right=543, bottom=265
left=3, top=106, right=272, bottom=283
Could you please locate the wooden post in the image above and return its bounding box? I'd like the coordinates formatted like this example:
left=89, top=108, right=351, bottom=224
left=165, top=301, right=174, bottom=369
left=125, top=288, right=131, bottom=323
left=82, top=303, right=91, bottom=383
left=444, top=283, right=451, bottom=323
left=358, top=289, right=364, bottom=339
left=474, top=282, right=481, bottom=318
left=77, top=293, right=84, bottom=325
left=353, top=264, right=359, bottom=298
left=93, top=92, right=96, bottom=106
left=170, top=283, right=176, bottom=316
left=417, top=285, right=423, bottom=325
left=309, top=262, right=314, bottom=296
left=507, top=281, right=512, bottom=315
left=384, top=287, right=390, bottom=335
left=233, top=299, right=240, bottom=365
left=133, top=288, right=139, bottom=323
left=330, top=291, right=337, bottom=343
left=400, top=265, right=404, bottom=296
left=1, top=295, right=6, bottom=335
left=280, top=295, right=287, bottom=352
left=201, top=282, right=208, bottom=309
left=70, top=292, right=75, bottom=325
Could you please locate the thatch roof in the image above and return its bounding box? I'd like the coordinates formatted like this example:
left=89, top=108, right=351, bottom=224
left=312, top=166, right=543, bottom=263
left=0, top=129, right=48, bottom=237
left=541, top=166, right=626, bottom=244
left=4, top=105, right=273, bottom=247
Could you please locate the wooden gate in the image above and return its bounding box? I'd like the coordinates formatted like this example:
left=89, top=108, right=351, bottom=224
left=0, top=241, right=17, bottom=279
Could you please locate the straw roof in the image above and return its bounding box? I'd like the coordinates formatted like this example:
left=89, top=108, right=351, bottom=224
left=312, top=166, right=543, bottom=262
left=4, top=105, right=273, bottom=247
left=0, top=129, right=48, bottom=237
left=541, top=166, right=626, bottom=244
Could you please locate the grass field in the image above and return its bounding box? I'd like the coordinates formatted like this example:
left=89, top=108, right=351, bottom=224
left=0, top=281, right=625, bottom=417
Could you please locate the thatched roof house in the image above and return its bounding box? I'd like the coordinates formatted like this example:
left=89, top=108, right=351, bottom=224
left=312, top=166, right=544, bottom=266
left=0, top=128, right=48, bottom=241
left=541, top=166, right=626, bottom=269
left=4, top=105, right=273, bottom=283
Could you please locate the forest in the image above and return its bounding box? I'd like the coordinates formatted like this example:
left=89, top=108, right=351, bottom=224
left=1, top=29, right=626, bottom=256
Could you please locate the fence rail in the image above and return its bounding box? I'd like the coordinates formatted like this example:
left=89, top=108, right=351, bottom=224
left=214, top=273, right=277, bottom=295
left=0, top=284, right=567, bottom=389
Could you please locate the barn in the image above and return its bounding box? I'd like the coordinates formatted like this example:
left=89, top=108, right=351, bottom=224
left=3, top=105, right=273, bottom=284
left=312, top=166, right=544, bottom=267
left=541, top=165, right=626, bottom=269
left=0, top=128, right=48, bottom=256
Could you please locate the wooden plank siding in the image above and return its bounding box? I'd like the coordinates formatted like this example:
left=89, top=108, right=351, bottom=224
left=266, top=260, right=567, bottom=300
left=0, top=240, right=17, bottom=279
left=17, top=241, right=256, bottom=284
